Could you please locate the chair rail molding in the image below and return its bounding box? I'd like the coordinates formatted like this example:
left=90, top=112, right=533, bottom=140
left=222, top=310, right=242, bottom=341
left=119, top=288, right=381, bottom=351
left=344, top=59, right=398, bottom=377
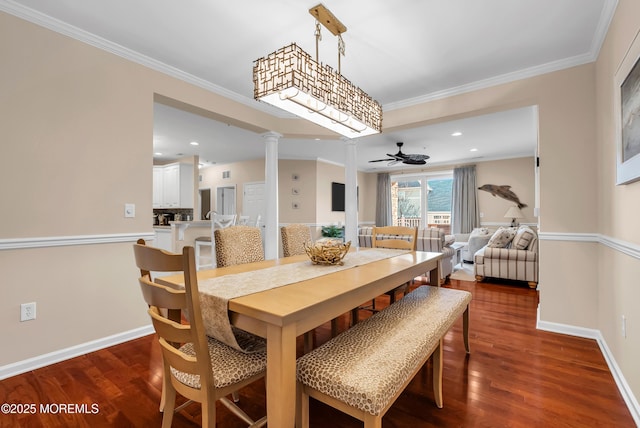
left=0, top=232, right=155, bottom=251
left=538, top=232, right=640, bottom=260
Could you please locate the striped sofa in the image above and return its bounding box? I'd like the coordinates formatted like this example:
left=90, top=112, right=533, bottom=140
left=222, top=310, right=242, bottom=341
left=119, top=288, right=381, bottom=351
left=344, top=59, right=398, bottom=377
left=358, top=226, right=456, bottom=283
left=474, top=226, right=538, bottom=288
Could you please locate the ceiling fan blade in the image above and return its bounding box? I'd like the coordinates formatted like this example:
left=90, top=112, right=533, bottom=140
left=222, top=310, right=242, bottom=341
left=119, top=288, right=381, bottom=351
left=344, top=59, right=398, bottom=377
left=368, top=158, right=394, bottom=163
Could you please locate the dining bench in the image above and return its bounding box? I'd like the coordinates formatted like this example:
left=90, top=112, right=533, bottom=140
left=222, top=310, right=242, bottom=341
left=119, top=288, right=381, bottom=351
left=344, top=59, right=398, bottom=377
left=296, top=285, right=472, bottom=428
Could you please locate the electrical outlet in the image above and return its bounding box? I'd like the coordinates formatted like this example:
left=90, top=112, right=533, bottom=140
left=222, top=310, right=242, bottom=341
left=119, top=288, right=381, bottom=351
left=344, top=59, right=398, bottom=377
left=20, top=302, right=36, bottom=322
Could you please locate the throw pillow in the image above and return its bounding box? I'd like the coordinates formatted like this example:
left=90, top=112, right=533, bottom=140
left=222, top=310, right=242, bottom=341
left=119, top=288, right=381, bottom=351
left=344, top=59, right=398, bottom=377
left=470, top=227, right=490, bottom=237
left=444, top=234, right=456, bottom=246
left=487, top=227, right=517, bottom=248
left=512, top=226, right=535, bottom=250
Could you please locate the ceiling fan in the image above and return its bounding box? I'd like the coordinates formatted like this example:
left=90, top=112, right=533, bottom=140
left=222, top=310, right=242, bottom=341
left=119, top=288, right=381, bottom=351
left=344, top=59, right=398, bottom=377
left=368, top=142, right=430, bottom=166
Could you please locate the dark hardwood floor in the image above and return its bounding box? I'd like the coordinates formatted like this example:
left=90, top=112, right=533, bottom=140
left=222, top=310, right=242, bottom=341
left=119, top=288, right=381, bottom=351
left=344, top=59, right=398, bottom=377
left=1, top=278, right=635, bottom=427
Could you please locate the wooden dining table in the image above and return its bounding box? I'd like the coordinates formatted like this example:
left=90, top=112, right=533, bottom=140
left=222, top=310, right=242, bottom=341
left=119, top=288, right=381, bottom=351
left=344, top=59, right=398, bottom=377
left=157, top=247, right=442, bottom=427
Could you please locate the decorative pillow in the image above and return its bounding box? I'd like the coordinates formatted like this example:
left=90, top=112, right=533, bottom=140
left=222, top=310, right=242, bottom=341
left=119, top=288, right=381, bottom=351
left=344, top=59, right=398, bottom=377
left=444, top=234, right=456, bottom=246
left=512, top=226, right=535, bottom=250
left=487, top=227, right=517, bottom=248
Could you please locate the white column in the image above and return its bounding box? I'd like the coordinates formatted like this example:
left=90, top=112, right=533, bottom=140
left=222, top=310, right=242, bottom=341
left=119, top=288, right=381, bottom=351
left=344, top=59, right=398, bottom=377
left=343, top=138, right=359, bottom=245
left=263, top=131, right=281, bottom=260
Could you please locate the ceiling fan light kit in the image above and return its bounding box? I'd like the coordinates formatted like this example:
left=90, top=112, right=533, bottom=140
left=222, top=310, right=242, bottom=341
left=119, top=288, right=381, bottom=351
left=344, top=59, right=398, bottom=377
left=253, top=4, right=382, bottom=138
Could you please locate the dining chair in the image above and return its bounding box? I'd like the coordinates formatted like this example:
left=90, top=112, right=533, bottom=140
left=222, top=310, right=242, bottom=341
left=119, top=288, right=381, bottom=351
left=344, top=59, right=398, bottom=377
left=195, top=213, right=237, bottom=270
left=214, top=225, right=264, bottom=267
left=133, top=242, right=267, bottom=428
left=238, top=215, right=251, bottom=226
left=280, top=223, right=312, bottom=257
left=351, top=225, right=418, bottom=324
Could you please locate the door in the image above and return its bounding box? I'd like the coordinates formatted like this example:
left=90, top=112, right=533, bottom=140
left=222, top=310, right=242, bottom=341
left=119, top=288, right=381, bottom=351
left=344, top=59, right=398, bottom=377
left=243, top=182, right=266, bottom=227
left=216, top=185, right=236, bottom=215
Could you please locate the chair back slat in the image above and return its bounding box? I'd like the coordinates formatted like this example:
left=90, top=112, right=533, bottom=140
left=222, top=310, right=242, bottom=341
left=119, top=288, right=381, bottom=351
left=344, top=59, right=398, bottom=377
left=133, top=241, right=184, bottom=274
left=372, top=226, right=418, bottom=251
left=138, top=277, right=187, bottom=311
left=159, top=338, right=200, bottom=376
left=149, top=307, right=193, bottom=344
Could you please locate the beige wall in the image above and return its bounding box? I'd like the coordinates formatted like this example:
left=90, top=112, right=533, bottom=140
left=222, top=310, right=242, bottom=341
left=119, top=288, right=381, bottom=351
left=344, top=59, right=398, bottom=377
left=2, top=4, right=639, bottom=410
left=594, top=0, right=640, bottom=401
left=476, top=157, right=536, bottom=225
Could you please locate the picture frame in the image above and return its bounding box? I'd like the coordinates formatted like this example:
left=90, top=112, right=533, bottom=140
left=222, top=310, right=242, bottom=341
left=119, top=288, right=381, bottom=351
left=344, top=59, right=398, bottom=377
left=615, top=33, right=640, bottom=185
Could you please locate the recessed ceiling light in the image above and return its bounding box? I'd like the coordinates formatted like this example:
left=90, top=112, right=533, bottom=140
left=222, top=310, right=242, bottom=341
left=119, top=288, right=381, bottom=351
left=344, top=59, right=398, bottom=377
left=190, top=141, right=199, bottom=146
left=451, top=132, right=462, bottom=137
left=470, top=148, right=478, bottom=152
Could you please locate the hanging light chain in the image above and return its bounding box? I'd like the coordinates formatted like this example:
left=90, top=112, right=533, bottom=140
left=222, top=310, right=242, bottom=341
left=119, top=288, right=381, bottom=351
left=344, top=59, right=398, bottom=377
left=337, top=34, right=345, bottom=73
left=314, top=20, right=322, bottom=62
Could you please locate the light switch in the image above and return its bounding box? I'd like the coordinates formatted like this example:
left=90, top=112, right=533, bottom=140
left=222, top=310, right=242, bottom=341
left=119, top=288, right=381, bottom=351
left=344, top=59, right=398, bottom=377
left=124, top=203, right=135, bottom=218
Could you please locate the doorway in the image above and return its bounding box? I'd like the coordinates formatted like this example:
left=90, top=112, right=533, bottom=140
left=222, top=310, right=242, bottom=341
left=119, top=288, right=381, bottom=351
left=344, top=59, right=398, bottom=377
left=199, top=188, right=211, bottom=220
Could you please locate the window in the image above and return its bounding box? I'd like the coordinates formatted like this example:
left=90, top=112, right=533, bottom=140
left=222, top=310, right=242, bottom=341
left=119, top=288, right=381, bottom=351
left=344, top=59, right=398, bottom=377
left=391, top=173, right=453, bottom=233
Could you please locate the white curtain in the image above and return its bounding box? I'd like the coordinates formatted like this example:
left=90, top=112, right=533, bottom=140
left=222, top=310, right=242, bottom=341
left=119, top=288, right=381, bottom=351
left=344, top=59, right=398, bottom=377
left=452, top=165, right=480, bottom=234
left=375, top=173, right=391, bottom=226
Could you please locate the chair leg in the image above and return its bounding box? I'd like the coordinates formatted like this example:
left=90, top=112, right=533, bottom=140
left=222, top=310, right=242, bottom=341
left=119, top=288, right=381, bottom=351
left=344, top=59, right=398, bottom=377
left=201, top=393, right=216, bottom=428
left=161, top=382, right=177, bottom=428
left=433, top=339, right=443, bottom=409
left=463, top=305, right=470, bottom=354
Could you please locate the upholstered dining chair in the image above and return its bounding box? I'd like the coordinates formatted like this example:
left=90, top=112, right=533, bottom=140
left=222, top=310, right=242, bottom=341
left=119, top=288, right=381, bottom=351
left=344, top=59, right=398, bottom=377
left=133, top=242, right=267, bottom=428
left=214, top=225, right=264, bottom=267
left=280, top=223, right=312, bottom=257
left=195, top=214, right=237, bottom=270
left=351, top=225, right=418, bottom=324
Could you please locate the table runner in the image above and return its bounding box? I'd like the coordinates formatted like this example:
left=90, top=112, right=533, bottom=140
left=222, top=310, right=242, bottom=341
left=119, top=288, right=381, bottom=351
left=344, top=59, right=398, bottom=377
left=197, top=248, right=409, bottom=352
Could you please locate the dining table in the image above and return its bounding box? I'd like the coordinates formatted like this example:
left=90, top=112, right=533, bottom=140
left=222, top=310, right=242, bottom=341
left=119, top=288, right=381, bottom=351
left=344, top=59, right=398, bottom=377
left=157, top=247, right=442, bottom=427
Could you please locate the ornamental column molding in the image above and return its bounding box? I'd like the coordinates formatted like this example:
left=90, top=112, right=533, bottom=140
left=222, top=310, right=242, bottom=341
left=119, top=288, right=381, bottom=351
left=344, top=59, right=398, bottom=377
left=263, top=131, right=282, bottom=260
left=343, top=137, right=359, bottom=245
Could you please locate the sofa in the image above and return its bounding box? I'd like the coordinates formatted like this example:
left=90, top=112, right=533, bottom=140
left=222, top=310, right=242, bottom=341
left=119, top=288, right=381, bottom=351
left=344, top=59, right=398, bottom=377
left=474, top=225, right=538, bottom=288
left=358, top=226, right=456, bottom=284
left=453, top=227, right=492, bottom=263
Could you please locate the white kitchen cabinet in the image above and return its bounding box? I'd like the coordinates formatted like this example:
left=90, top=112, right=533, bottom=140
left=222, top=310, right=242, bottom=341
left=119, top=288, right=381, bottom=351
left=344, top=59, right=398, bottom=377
left=153, top=227, right=173, bottom=252
left=153, top=166, right=164, bottom=208
left=152, top=162, right=194, bottom=208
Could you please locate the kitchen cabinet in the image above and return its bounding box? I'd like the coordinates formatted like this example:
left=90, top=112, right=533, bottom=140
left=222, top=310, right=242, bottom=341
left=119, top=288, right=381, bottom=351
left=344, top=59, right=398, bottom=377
left=153, top=162, right=194, bottom=208
left=153, top=166, right=164, bottom=208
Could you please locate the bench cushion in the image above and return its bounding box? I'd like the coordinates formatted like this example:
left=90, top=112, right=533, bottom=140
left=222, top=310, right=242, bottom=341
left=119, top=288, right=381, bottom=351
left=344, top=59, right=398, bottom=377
left=296, top=286, right=472, bottom=416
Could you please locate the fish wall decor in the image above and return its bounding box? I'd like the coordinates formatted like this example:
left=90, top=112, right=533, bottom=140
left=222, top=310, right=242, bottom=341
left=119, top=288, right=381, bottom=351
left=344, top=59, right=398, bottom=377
left=478, top=184, right=527, bottom=209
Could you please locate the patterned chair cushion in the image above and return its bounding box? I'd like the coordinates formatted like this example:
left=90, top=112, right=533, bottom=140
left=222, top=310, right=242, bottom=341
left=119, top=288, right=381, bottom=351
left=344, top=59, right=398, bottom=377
left=297, top=286, right=472, bottom=416
left=486, top=227, right=517, bottom=248
left=171, top=334, right=266, bottom=389
left=214, top=225, right=264, bottom=267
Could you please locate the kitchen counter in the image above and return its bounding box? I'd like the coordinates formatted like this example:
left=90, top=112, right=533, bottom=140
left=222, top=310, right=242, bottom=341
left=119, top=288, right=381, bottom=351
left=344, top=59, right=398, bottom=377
left=152, top=221, right=211, bottom=252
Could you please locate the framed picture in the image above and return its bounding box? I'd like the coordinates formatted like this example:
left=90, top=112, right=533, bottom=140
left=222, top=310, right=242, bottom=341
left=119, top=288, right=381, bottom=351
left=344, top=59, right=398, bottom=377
left=615, top=34, right=640, bottom=185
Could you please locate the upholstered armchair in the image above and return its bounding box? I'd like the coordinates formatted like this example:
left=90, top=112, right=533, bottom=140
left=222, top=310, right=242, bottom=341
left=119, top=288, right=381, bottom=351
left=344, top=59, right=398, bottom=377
left=474, top=226, right=538, bottom=288
left=358, top=226, right=455, bottom=283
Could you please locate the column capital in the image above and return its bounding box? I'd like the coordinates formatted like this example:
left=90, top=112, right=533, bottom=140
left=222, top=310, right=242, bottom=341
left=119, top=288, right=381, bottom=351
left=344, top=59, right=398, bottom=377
left=262, top=131, right=283, bottom=141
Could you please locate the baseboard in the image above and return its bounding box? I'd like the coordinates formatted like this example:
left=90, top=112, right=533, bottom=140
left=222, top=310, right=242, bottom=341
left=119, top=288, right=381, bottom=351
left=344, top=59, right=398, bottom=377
left=537, top=312, right=640, bottom=426
left=0, top=325, right=154, bottom=381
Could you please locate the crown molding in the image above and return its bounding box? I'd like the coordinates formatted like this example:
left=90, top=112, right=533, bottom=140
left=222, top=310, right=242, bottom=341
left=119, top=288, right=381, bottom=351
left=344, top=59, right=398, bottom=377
left=1, top=0, right=619, bottom=117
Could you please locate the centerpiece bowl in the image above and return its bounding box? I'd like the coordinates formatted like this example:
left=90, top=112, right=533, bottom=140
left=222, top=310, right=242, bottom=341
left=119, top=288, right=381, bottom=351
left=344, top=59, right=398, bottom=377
left=304, top=240, right=351, bottom=265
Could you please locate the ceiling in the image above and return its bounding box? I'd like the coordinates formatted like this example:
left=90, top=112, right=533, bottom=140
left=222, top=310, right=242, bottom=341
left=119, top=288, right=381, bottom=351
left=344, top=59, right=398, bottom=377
left=3, top=0, right=616, bottom=171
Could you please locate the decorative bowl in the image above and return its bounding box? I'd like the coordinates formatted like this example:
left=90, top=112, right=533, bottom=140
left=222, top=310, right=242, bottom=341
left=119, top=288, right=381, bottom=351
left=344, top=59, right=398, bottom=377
left=304, top=240, right=351, bottom=265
